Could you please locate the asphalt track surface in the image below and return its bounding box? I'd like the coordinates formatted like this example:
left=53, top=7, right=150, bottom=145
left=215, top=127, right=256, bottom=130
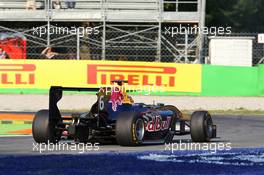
left=0, top=115, right=263, bottom=155
left=0, top=148, right=264, bottom=175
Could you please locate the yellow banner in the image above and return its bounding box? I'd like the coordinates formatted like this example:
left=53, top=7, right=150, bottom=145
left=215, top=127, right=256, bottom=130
left=0, top=60, right=201, bottom=92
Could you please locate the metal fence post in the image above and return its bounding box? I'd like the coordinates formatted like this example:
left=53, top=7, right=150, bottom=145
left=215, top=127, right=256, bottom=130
left=157, top=23, right=161, bottom=62
left=185, top=32, right=188, bottom=62
left=47, top=0, right=51, bottom=47
left=198, top=0, right=206, bottom=63
left=157, top=0, right=162, bottom=62
left=77, top=30, right=80, bottom=60
left=102, top=0, right=106, bottom=60
left=102, top=21, right=106, bottom=60
left=176, top=0, right=179, bottom=12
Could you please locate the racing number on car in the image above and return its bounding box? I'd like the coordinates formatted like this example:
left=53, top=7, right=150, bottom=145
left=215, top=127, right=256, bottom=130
left=98, top=95, right=109, bottom=111
left=99, top=95, right=104, bottom=111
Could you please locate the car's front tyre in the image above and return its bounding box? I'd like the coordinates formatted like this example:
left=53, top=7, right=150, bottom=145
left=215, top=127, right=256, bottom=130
left=190, top=111, right=213, bottom=142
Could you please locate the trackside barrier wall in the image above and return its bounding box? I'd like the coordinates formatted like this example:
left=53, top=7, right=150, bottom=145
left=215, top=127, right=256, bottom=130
left=258, top=65, right=264, bottom=96
left=202, top=65, right=260, bottom=96
left=0, top=60, right=202, bottom=94
left=0, top=60, right=263, bottom=96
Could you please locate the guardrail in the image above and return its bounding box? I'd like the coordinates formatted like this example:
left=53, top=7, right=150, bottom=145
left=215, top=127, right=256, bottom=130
left=163, top=0, right=199, bottom=12
left=0, top=0, right=202, bottom=63
left=0, top=0, right=199, bottom=13
left=0, top=0, right=200, bottom=22
left=0, top=0, right=45, bottom=10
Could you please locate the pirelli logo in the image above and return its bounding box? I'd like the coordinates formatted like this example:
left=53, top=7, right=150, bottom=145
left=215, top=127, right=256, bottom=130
left=0, top=64, right=36, bottom=85
left=0, top=60, right=200, bottom=92
left=87, top=64, right=177, bottom=87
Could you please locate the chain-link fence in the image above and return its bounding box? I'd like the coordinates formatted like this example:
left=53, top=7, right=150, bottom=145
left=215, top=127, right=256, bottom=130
left=0, top=23, right=200, bottom=62
left=0, top=24, right=264, bottom=65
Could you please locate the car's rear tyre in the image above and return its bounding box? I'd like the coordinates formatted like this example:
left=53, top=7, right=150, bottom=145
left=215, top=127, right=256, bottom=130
left=32, top=110, right=61, bottom=144
left=190, top=111, right=213, bottom=142
left=116, top=112, right=145, bottom=146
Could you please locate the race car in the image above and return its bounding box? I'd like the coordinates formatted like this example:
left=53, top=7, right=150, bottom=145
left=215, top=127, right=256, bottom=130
left=32, top=80, right=217, bottom=146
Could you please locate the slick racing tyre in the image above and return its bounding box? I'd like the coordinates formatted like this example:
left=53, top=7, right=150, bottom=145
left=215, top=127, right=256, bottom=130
left=190, top=111, right=213, bottom=142
left=32, top=110, right=61, bottom=144
left=116, top=112, right=145, bottom=146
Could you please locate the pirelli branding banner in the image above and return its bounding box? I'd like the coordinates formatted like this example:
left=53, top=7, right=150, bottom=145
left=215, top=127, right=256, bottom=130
left=0, top=60, right=201, bottom=93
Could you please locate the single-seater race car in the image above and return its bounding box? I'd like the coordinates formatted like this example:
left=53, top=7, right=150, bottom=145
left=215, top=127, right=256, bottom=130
left=32, top=80, right=217, bottom=146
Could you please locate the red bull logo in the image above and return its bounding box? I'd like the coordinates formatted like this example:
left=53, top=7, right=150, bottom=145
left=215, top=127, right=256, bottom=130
left=109, top=87, right=124, bottom=111
left=145, top=115, right=171, bottom=132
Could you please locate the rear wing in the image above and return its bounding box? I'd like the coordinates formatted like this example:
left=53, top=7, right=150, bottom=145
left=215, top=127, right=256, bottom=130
left=49, top=86, right=99, bottom=122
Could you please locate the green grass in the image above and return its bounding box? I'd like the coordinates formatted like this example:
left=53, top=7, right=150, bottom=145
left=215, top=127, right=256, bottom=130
left=0, top=124, right=31, bottom=135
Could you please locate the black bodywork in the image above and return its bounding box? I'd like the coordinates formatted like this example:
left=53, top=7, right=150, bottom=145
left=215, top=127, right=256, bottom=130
left=33, top=82, right=217, bottom=145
